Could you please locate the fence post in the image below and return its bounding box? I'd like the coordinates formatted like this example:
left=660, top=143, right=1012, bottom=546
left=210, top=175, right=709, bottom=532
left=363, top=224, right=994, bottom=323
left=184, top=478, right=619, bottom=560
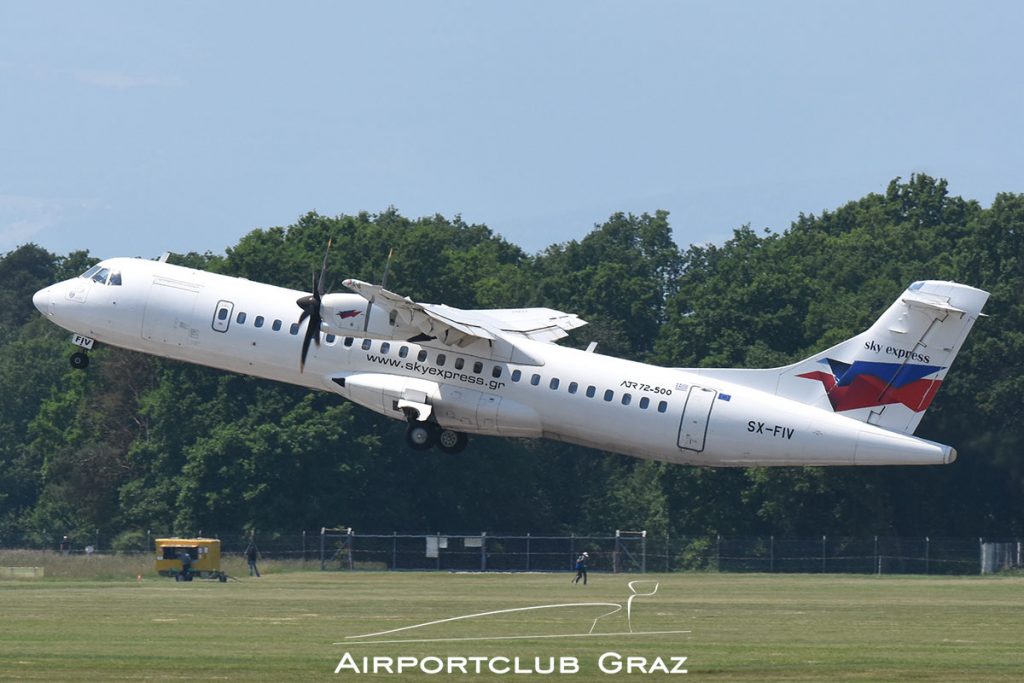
left=392, top=532, right=398, bottom=571
left=716, top=534, right=721, bottom=572
left=770, top=535, right=775, bottom=573
left=875, top=535, right=879, bottom=575
left=614, top=530, right=620, bottom=574
left=320, top=527, right=325, bottom=571
left=665, top=533, right=671, bottom=573
left=348, top=528, right=354, bottom=571
left=570, top=534, right=575, bottom=571
left=821, top=535, right=827, bottom=573
left=526, top=533, right=531, bottom=572
left=978, top=537, right=983, bottom=575
left=436, top=533, right=441, bottom=571
left=481, top=532, right=487, bottom=572
left=925, top=536, right=929, bottom=575
left=641, top=530, right=647, bottom=574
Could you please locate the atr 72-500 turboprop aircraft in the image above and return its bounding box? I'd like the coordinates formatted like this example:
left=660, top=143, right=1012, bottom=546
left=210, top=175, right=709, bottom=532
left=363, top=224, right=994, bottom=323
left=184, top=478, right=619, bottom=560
left=32, top=252, right=988, bottom=466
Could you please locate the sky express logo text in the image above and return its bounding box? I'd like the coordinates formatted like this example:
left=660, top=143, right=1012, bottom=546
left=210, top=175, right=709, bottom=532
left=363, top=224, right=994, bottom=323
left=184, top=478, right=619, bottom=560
left=366, top=354, right=507, bottom=391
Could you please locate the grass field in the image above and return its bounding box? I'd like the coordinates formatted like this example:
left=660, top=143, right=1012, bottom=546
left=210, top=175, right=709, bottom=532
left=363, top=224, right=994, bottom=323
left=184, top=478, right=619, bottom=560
left=1, top=565, right=1023, bottom=681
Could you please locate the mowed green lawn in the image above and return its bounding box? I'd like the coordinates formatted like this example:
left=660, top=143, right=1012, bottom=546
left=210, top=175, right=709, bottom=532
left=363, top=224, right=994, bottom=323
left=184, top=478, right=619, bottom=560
left=1, top=570, right=1022, bottom=681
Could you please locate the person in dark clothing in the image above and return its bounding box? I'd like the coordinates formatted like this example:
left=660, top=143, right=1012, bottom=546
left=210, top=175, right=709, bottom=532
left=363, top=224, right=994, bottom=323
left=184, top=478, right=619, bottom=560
left=177, top=551, right=193, bottom=581
left=573, top=551, right=589, bottom=585
left=245, top=542, right=261, bottom=577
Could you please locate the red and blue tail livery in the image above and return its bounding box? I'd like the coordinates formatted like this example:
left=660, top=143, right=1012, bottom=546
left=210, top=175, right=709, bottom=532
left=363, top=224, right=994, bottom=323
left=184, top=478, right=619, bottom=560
left=798, top=359, right=945, bottom=413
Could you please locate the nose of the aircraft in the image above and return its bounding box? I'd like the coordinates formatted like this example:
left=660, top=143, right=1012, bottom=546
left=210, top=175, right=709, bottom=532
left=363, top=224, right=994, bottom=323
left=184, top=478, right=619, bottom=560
left=32, top=287, right=50, bottom=315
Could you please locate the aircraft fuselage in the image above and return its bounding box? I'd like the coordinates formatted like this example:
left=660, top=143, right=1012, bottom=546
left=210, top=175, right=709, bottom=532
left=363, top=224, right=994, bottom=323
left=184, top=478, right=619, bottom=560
left=33, top=257, right=967, bottom=466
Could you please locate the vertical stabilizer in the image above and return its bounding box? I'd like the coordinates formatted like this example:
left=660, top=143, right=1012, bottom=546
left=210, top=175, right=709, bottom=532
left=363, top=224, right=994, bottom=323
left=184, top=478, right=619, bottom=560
left=696, top=281, right=989, bottom=435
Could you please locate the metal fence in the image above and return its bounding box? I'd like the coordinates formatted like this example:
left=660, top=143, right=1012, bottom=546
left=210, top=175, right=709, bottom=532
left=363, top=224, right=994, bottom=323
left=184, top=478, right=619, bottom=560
left=317, top=531, right=1018, bottom=575
left=8, top=530, right=1022, bottom=576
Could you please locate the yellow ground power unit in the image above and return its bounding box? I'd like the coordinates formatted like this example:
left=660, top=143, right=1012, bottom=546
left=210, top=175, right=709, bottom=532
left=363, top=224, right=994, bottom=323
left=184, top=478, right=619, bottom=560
left=154, top=538, right=227, bottom=582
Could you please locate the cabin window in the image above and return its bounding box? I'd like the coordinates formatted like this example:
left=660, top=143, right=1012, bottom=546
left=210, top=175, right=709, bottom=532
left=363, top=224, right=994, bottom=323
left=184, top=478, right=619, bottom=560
left=91, top=267, right=110, bottom=284
left=272, top=320, right=282, bottom=331
left=108, top=271, right=122, bottom=286
left=236, top=312, right=246, bottom=324
left=436, top=354, right=447, bottom=366
left=454, top=357, right=464, bottom=370
left=530, top=374, right=541, bottom=386
left=549, top=378, right=560, bottom=390
left=621, top=393, right=632, bottom=406
left=380, top=342, right=391, bottom=354
left=80, top=265, right=102, bottom=279
left=417, top=350, right=428, bottom=362
left=511, top=369, right=522, bottom=382
left=289, top=323, right=300, bottom=335
left=604, top=389, right=614, bottom=402
left=568, top=381, right=578, bottom=394
left=217, top=308, right=229, bottom=321
left=492, top=366, right=502, bottom=379
left=657, top=401, right=668, bottom=413
left=254, top=316, right=264, bottom=328
left=361, top=339, right=372, bottom=350
left=473, top=361, right=483, bottom=374
left=586, top=385, right=596, bottom=398
left=639, top=397, right=650, bottom=409
left=399, top=346, right=409, bottom=358
left=325, top=334, right=336, bottom=344
left=344, top=337, right=354, bottom=347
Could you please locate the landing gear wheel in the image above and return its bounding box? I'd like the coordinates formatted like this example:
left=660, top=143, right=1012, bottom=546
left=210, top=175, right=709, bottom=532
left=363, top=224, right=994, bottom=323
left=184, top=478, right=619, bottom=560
left=405, top=423, right=437, bottom=451
left=70, top=352, right=89, bottom=370
left=437, top=429, right=468, bottom=454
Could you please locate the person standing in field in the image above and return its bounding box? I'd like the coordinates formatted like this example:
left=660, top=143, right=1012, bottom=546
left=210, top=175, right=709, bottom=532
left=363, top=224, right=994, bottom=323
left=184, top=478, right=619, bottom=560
left=245, top=542, right=261, bottom=577
left=573, top=551, right=589, bottom=585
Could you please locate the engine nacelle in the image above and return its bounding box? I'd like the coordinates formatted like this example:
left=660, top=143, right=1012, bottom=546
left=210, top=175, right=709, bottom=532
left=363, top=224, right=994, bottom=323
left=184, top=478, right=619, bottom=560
left=320, top=293, right=421, bottom=341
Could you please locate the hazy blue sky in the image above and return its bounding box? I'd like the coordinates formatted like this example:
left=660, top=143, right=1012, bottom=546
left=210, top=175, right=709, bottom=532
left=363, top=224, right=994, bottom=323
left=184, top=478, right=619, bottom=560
left=2, top=1, right=1021, bottom=260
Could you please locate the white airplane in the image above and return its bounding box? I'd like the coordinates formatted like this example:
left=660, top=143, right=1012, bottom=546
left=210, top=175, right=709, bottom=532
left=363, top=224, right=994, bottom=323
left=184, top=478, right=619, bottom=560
left=32, top=253, right=988, bottom=466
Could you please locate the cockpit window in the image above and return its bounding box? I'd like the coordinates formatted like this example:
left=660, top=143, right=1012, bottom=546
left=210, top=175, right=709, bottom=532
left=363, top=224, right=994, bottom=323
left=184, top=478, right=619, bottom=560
left=80, top=265, right=122, bottom=286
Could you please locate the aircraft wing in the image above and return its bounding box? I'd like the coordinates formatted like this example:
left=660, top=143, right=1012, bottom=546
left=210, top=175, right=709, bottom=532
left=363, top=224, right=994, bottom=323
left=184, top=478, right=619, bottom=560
left=342, top=279, right=587, bottom=347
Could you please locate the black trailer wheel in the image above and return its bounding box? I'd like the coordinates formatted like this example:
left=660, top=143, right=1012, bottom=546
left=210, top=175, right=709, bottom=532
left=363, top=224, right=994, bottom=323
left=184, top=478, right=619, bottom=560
left=70, top=352, right=89, bottom=370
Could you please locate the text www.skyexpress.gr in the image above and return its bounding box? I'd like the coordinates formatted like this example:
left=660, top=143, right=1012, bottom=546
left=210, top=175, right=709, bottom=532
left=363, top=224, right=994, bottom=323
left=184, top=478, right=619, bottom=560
left=365, top=354, right=506, bottom=391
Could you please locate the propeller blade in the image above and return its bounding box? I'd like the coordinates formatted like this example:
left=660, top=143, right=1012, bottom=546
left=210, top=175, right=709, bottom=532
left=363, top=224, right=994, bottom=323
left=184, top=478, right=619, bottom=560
left=300, top=324, right=315, bottom=372
left=296, top=239, right=333, bottom=372
left=363, top=248, right=395, bottom=333
left=317, top=239, right=332, bottom=297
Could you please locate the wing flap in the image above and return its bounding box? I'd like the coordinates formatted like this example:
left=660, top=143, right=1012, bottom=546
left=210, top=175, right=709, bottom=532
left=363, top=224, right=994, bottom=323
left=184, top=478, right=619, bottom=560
left=343, top=278, right=585, bottom=347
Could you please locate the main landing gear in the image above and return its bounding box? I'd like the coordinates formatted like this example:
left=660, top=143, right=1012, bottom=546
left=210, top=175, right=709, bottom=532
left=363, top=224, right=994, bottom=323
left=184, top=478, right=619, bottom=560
left=404, top=421, right=468, bottom=454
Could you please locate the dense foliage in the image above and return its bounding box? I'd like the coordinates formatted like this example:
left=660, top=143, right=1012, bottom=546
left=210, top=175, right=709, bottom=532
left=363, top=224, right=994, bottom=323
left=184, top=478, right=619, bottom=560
left=2, top=176, right=1022, bottom=549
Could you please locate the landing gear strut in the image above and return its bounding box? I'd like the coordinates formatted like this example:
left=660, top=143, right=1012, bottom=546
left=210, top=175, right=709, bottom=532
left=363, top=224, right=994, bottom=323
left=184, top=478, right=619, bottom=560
left=70, top=351, right=89, bottom=370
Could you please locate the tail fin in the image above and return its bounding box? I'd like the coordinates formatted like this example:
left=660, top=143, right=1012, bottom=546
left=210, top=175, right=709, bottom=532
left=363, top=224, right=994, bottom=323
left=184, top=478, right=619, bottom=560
left=699, top=281, right=989, bottom=435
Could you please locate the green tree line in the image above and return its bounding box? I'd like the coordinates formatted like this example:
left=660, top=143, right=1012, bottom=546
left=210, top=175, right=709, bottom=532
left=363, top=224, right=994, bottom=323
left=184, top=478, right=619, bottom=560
left=1, top=175, right=1021, bottom=550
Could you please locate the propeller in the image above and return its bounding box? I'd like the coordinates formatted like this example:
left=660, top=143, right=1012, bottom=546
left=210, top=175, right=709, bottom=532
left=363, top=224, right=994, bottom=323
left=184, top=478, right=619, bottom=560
left=296, top=239, right=332, bottom=372
left=362, top=248, right=394, bottom=333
